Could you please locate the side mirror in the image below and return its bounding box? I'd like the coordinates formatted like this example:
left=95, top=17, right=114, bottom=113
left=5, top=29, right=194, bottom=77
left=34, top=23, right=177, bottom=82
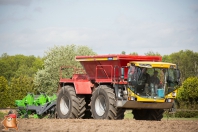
left=121, top=67, right=125, bottom=79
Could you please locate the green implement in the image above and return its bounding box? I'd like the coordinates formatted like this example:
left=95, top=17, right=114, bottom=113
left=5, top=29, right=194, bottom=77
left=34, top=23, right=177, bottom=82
left=15, top=93, right=57, bottom=119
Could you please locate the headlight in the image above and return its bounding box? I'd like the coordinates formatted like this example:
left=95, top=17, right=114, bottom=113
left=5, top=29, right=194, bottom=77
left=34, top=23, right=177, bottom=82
left=172, top=92, right=176, bottom=97
left=167, top=98, right=172, bottom=102
left=128, top=96, right=135, bottom=101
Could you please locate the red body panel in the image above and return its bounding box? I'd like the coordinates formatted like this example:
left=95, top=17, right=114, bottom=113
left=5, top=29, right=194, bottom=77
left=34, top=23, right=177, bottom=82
left=60, top=74, right=92, bottom=94
left=74, top=81, right=92, bottom=94
left=76, top=54, right=162, bottom=81
left=60, top=55, right=162, bottom=94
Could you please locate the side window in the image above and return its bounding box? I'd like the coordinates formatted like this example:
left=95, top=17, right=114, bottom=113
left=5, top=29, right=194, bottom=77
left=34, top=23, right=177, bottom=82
left=128, top=66, right=137, bottom=82
left=167, top=69, right=177, bottom=87
left=137, top=68, right=150, bottom=85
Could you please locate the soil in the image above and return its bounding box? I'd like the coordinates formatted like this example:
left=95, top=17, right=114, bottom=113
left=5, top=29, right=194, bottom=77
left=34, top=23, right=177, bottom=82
left=1, top=118, right=198, bottom=132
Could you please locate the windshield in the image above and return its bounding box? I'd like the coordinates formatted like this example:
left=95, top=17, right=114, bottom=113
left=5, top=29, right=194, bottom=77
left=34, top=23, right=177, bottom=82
left=127, top=65, right=177, bottom=98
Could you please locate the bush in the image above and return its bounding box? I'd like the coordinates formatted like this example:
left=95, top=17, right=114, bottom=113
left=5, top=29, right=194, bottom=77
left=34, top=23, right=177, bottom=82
left=165, top=110, right=198, bottom=118
left=175, top=111, right=198, bottom=118
left=0, top=111, right=5, bottom=120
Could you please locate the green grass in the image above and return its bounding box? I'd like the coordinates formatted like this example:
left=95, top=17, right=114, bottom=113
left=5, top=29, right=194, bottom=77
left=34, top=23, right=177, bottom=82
left=163, top=113, right=198, bottom=120
left=0, top=111, right=5, bottom=120
left=124, top=110, right=198, bottom=120
left=124, top=111, right=134, bottom=119
left=1, top=110, right=198, bottom=121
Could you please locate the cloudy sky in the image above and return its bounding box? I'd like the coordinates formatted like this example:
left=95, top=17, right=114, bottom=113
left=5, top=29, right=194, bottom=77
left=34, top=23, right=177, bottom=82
left=0, top=0, right=198, bottom=57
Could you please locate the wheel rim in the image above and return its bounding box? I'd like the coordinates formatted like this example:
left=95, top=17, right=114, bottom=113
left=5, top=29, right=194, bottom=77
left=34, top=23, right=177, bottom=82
left=95, top=95, right=106, bottom=116
left=60, top=96, right=70, bottom=115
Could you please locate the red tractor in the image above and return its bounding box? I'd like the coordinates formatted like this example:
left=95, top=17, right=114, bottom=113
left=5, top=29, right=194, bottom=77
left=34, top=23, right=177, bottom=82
left=56, top=55, right=180, bottom=120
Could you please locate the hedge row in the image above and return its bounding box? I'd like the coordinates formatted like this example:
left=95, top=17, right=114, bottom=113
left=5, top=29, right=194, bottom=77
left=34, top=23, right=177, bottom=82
left=165, top=111, right=198, bottom=118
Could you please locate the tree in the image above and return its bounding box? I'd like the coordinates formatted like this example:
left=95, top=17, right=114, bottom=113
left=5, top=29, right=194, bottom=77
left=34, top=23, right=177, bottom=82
left=0, top=76, right=9, bottom=108
left=167, top=50, right=198, bottom=81
left=0, top=76, right=35, bottom=108
left=162, top=55, right=171, bottom=62
left=121, top=51, right=126, bottom=55
left=8, top=76, right=35, bottom=107
left=34, top=44, right=96, bottom=94
left=144, top=51, right=161, bottom=56
left=129, top=52, right=138, bottom=55
left=0, top=54, right=43, bottom=80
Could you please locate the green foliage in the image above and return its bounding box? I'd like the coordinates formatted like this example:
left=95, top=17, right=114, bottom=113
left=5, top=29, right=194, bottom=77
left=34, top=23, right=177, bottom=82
left=0, top=53, right=42, bottom=108
left=124, top=110, right=133, bottom=119
left=121, top=51, right=126, bottom=55
left=0, top=54, right=43, bottom=80
left=177, top=77, right=198, bottom=109
left=166, top=111, right=198, bottom=118
left=0, top=111, right=5, bottom=120
left=162, top=55, right=171, bottom=62
left=34, top=44, right=96, bottom=94
left=144, top=51, right=161, bottom=56
left=164, top=50, right=198, bottom=81
left=0, top=76, right=9, bottom=108
left=9, top=76, right=35, bottom=107
left=129, top=52, right=138, bottom=55
left=175, top=111, right=198, bottom=118
left=0, top=76, right=35, bottom=108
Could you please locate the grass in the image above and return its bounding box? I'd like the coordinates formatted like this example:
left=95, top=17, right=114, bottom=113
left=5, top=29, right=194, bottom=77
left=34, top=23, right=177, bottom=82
left=124, top=110, right=198, bottom=120
left=124, top=111, right=134, bottom=119
left=1, top=110, right=198, bottom=121
left=0, top=111, right=5, bottom=120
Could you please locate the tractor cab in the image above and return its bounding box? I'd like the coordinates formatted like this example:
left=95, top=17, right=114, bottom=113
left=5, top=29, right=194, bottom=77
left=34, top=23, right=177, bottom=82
left=127, top=61, right=180, bottom=100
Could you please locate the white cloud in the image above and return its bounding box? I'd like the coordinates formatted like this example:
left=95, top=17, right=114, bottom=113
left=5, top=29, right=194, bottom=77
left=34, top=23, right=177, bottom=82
left=1, top=20, right=197, bottom=57
left=0, top=0, right=198, bottom=57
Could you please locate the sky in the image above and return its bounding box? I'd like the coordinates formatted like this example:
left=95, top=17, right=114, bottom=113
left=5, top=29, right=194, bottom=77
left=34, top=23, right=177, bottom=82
left=0, top=0, right=198, bottom=57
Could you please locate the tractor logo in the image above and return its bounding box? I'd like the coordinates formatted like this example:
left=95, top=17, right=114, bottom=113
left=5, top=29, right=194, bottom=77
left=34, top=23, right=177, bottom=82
left=1, top=113, right=19, bottom=131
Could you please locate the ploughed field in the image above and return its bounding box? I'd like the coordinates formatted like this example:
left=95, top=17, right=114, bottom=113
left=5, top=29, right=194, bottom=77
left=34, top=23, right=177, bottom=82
left=2, top=118, right=198, bottom=132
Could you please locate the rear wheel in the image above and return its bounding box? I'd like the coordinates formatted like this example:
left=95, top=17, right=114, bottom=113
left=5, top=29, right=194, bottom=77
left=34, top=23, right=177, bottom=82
left=83, top=95, right=92, bottom=119
left=148, top=109, right=164, bottom=121
left=90, top=85, right=117, bottom=119
left=132, top=109, right=149, bottom=120
left=116, top=108, right=125, bottom=119
left=78, top=95, right=86, bottom=118
left=132, top=109, right=164, bottom=121
left=56, top=85, right=79, bottom=118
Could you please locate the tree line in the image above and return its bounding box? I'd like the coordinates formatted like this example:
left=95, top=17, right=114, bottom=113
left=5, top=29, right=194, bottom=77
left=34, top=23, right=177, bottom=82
left=0, top=54, right=43, bottom=107
left=0, top=44, right=198, bottom=109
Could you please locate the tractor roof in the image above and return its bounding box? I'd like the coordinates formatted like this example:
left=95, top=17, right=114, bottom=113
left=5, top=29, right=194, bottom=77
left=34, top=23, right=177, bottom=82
left=130, top=61, right=177, bottom=68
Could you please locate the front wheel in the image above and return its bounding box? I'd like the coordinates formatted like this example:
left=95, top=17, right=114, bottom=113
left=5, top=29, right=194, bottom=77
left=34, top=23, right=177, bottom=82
left=90, top=85, right=117, bottom=119
left=132, top=109, right=149, bottom=120
left=148, top=109, right=164, bottom=121
left=132, top=109, right=164, bottom=121
left=56, top=85, right=79, bottom=119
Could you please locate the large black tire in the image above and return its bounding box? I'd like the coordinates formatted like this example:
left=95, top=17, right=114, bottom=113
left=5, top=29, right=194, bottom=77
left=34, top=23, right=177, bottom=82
left=148, top=109, right=164, bottom=121
left=116, top=108, right=125, bottom=119
left=82, top=95, right=92, bottom=119
left=90, top=85, right=117, bottom=119
left=56, top=85, right=79, bottom=119
left=132, top=109, right=150, bottom=120
left=78, top=95, right=86, bottom=118
left=132, top=109, right=164, bottom=121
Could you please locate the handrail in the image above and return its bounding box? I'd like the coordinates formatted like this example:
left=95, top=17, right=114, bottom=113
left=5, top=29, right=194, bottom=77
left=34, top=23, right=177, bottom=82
left=95, top=65, right=113, bottom=82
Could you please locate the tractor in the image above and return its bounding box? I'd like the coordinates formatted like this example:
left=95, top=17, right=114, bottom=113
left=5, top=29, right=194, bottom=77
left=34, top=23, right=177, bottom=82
left=56, top=55, right=180, bottom=120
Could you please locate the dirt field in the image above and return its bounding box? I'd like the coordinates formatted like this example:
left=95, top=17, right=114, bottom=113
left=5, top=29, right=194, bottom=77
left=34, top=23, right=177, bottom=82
left=1, top=118, right=198, bottom=132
